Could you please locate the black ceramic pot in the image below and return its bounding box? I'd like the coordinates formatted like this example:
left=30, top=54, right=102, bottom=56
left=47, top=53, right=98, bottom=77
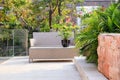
left=61, top=39, right=70, bottom=47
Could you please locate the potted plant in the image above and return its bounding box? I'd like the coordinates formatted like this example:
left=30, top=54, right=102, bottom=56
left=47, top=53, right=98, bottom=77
left=58, top=24, right=73, bottom=47
left=52, top=23, right=79, bottom=47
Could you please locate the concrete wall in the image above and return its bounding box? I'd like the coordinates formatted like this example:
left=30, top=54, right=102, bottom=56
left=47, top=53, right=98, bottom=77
left=97, top=33, right=120, bottom=80
left=77, top=0, right=116, bottom=7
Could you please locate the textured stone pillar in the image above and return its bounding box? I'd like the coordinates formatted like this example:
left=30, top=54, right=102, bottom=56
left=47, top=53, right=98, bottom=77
left=97, top=33, right=120, bottom=80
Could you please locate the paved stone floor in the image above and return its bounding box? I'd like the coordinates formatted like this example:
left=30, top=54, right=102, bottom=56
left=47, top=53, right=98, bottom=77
left=0, top=57, right=81, bottom=80
left=0, top=57, right=10, bottom=64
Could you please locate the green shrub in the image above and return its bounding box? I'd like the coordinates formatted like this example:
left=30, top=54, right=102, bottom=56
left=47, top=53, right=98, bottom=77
left=75, top=3, right=120, bottom=64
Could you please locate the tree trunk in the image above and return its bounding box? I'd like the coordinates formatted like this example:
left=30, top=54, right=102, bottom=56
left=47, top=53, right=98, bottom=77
left=58, top=0, right=62, bottom=16
left=48, top=0, right=59, bottom=29
left=49, top=8, right=52, bottom=29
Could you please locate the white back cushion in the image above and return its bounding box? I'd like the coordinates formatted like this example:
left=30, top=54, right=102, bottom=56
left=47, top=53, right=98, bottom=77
left=33, top=32, right=61, bottom=46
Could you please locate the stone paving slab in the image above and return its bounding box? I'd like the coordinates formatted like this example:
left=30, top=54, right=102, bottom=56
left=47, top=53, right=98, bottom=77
left=0, top=56, right=81, bottom=80
left=0, top=57, right=10, bottom=64
left=74, top=56, right=108, bottom=80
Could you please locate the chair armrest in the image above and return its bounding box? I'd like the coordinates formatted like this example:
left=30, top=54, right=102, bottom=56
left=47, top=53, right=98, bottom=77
left=30, top=39, right=35, bottom=47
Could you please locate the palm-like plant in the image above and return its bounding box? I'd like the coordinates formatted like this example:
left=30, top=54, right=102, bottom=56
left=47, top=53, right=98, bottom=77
left=75, top=3, right=120, bottom=63
left=59, top=25, right=72, bottom=40
left=75, top=11, right=100, bottom=63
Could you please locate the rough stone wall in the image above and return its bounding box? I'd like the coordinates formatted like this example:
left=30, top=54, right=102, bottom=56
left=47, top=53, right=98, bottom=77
left=97, top=33, right=120, bottom=80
